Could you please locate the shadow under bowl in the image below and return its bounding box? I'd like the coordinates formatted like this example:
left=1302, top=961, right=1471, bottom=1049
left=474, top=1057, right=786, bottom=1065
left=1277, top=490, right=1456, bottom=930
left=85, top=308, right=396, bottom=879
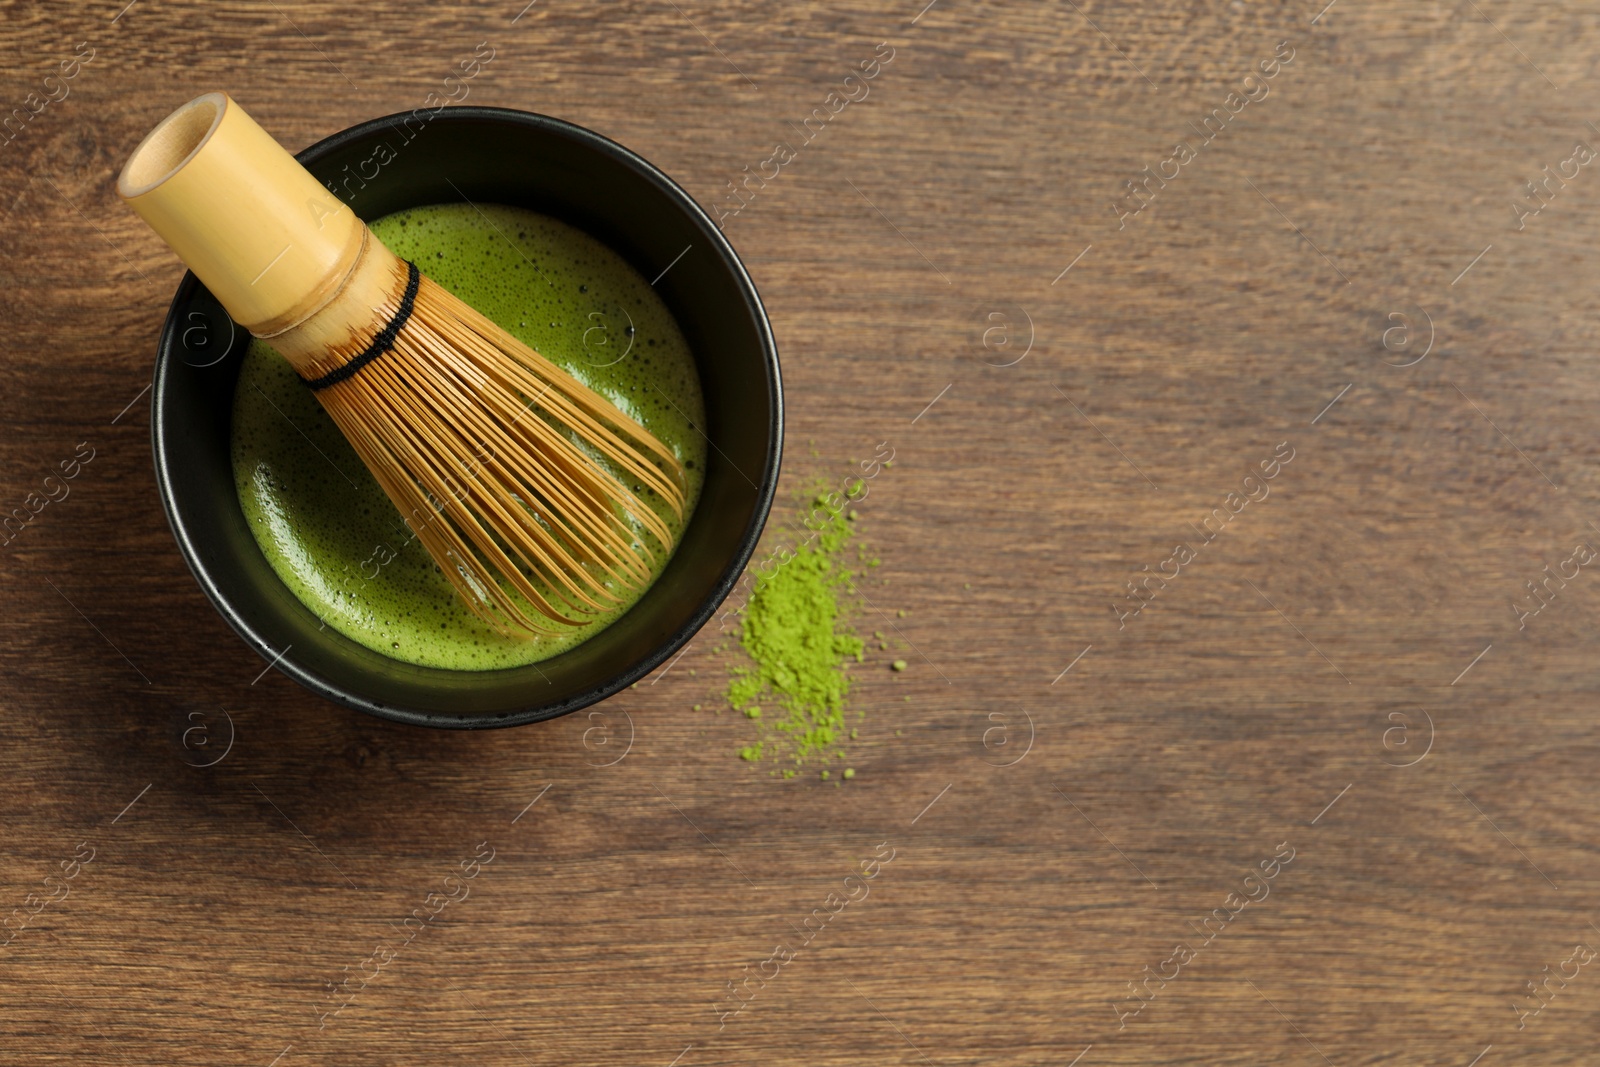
left=151, top=106, right=781, bottom=728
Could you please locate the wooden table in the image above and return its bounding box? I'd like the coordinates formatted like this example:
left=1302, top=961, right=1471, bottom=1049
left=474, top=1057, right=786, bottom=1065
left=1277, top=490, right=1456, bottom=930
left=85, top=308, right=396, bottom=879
left=3, top=1, right=1598, bottom=1062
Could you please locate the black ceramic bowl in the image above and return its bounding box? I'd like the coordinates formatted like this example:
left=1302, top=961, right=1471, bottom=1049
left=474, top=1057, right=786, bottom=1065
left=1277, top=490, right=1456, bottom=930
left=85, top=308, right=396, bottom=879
left=151, top=106, right=781, bottom=728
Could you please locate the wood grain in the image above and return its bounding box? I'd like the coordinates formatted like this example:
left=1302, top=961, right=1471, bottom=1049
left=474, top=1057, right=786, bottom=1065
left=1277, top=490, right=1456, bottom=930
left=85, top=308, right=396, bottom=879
left=3, top=0, right=1600, bottom=1062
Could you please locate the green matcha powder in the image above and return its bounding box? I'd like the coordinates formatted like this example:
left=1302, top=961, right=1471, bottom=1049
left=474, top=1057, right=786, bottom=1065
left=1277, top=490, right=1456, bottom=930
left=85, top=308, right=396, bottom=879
left=726, top=482, right=881, bottom=778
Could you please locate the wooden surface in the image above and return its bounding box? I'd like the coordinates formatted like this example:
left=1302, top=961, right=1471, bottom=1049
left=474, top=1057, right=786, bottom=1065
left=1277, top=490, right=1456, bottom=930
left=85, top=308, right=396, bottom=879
left=3, top=0, right=1600, bottom=1062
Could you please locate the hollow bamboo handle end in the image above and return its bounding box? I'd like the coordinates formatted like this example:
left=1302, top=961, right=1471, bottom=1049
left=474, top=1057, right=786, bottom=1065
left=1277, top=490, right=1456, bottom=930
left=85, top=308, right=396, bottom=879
left=119, top=92, right=363, bottom=335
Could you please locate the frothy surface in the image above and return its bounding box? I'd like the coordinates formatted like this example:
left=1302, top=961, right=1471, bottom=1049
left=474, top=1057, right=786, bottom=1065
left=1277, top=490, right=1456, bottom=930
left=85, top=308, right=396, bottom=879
left=231, top=203, right=706, bottom=670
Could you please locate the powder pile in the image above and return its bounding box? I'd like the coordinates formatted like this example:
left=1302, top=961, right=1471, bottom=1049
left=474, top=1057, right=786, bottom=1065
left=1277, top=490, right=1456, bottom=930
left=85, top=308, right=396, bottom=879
left=726, top=483, right=873, bottom=776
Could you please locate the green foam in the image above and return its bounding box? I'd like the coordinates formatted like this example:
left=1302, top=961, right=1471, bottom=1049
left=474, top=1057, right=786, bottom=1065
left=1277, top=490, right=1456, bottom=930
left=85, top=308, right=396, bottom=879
left=231, top=203, right=706, bottom=670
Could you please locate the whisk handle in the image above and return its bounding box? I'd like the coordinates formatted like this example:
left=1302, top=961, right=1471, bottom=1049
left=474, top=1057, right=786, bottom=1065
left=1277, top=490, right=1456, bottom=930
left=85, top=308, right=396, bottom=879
left=118, top=91, right=364, bottom=337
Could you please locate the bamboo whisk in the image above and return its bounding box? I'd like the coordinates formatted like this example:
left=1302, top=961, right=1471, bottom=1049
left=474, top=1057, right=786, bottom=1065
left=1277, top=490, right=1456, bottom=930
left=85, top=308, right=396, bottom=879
left=119, top=92, right=686, bottom=636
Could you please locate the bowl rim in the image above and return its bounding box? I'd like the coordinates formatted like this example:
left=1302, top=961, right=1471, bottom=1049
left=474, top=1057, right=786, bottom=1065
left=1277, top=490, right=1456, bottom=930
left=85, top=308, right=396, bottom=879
left=150, top=104, right=782, bottom=728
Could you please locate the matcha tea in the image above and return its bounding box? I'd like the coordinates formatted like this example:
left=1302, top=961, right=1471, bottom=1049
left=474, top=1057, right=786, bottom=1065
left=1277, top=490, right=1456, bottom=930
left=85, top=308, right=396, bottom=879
left=231, top=203, right=706, bottom=670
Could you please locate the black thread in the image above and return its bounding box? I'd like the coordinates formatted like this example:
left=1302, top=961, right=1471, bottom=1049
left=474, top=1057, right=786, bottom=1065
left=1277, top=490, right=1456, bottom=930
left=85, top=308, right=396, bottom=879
left=304, top=260, right=421, bottom=391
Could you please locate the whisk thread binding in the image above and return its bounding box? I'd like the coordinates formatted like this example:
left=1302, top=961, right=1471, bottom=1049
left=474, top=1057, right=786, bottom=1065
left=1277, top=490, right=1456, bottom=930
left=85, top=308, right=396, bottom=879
left=303, top=259, right=421, bottom=392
